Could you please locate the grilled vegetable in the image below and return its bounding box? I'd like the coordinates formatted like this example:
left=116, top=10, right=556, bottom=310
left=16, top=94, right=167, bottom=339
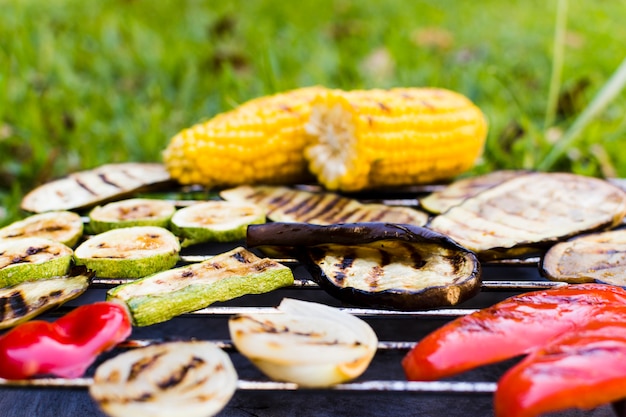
left=170, top=200, right=265, bottom=247
left=0, top=301, right=131, bottom=380
left=74, top=226, right=180, bottom=278
left=541, top=228, right=626, bottom=284
left=427, top=172, right=626, bottom=261
left=0, top=266, right=92, bottom=330
left=90, top=341, right=237, bottom=417
left=0, top=211, right=84, bottom=247
left=88, top=198, right=176, bottom=234
left=107, top=247, right=294, bottom=326
left=247, top=222, right=481, bottom=310
left=304, top=88, right=487, bottom=191
left=419, top=170, right=528, bottom=214
left=220, top=185, right=428, bottom=226
left=163, top=86, right=325, bottom=187
left=402, top=283, right=626, bottom=381
left=0, top=237, right=73, bottom=287
left=21, top=162, right=173, bottom=213
left=229, top=298, right=377, bottom=387
left=494, top=320, right=626, bottom=417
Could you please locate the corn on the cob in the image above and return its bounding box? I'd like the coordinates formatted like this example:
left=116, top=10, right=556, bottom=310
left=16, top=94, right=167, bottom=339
left=304, top=88, right=487, bottom=191
left=163, top=86, right=325, bottom=187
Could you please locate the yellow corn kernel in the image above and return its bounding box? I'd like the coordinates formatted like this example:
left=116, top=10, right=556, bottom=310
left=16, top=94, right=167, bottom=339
left=163, top=86, right=326, bottom=188
left=304, top=88, right=488, bottom=191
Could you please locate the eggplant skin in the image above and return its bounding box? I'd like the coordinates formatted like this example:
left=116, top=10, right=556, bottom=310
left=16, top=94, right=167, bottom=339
left=247, top=222, right=482, bottom=310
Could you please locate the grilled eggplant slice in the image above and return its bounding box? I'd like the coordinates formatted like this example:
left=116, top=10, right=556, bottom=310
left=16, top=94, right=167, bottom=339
left=74, top=226, right=180, bottom=279
left=107, top=247, right=294, bottom=326
left=21, top=162, right=173, bottom=213
left=0, top=211, right=84, bottom=247
left=220, top=185, right=428, bottom=225
left=90, top=341, right=237, bottom=417
left=229, top=298, right=378, bottom=388
left=0, top=266, right=92, bottom=329
left=247, top=222, right=481, bottom=310
left=170, top=200, right=265, bottom=247
left=88, top=198, right=176, bottom=234
left=541, top=228, right=626, bottom=285
left=419, top=170, right=528, bottom=214
left=428, top=172, right=626, bottom=261
left=0, top=237, right=73, bottom=287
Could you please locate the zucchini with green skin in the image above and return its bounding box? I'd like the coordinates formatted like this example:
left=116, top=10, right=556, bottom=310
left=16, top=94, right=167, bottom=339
left=74, top=226, right=180, bottom=279
left=247, top=222, right=481, bottom=310
left=0, top=266, right=93, bottom=329
left=107, top=246, right=294, bottom=326
left=0, top=237, right=73, bottom=287
left=0, top=211, right=84, bottom=247
left=88, top=198, right=176, bottom=234
left=170, top=200, right=266, bottom=247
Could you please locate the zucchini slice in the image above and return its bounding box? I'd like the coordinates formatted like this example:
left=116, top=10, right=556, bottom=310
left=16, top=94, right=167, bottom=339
left=229, top=298, right=378, bottom=387
left=247, top=222, right=481, bottom=310
left=541, top=228, right=626, bottom=285
left=107, top=246, right=294, bottom=326
left=0, top=237, right=73, bottom=287
left=170, top=200, right=265, bottom=247
left=74, top=226, right=180, bottom=279
left=88, top=198, right=176, bottom=234
left=0, top=211, right=84, bottom=247
left=0, top=266, right=93, bottom=329
left=90, top=341, right=237, bottom=417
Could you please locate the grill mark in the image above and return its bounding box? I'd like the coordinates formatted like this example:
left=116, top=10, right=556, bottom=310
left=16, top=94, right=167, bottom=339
left=266, top=191, right=296, bottom=216
left=332, top=252, right=356, bottom=285
left=366, top=265, right=384, bottom=290
left=7, top=291, right=29, bottom=318
left=0, top=297, right=6, bottom=321
left=128, top=352, right=166, bottom=381
left=73, top=178, right=99, bottom=196
left=336, top=206, right=365, bottom=223
left=296, top=194, right=337, bottom=222
left=401, top=242, right=427, bottom=269
left=368, top=207, right=395, bottom=222
left=98, top=173, right=124, bottom=189
left=157, top=356, right=206, bottom=390
left=231, top=250, right=251, bottom=264
left=283, top=193, right=325, bottom=217
left=313, top=196, right=352, bottom=223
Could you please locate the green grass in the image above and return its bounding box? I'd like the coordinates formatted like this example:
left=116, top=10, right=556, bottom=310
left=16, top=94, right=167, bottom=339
left=1, top=0, right=626, bottom=226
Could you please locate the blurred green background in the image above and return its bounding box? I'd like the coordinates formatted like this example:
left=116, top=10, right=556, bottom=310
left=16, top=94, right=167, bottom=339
left=1, top=0, right=625, bottom=225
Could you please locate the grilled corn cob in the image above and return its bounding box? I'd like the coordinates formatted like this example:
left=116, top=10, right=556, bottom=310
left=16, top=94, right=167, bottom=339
left=163, top=86, right=325, bottom=187
left=304, top=88, right=487, bottom=191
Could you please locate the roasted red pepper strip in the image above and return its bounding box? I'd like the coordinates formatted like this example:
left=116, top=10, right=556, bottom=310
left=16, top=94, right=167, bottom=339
left=494, top=320, right=626, bottom=417
left=402, top=283, right=626, bottom=381
left=0, top=301, right=131, bottom=379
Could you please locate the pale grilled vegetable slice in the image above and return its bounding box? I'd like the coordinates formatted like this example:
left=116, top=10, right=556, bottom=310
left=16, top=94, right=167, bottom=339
left=419, top=170, right=528, bottom=214
left=220, top=185, right=428, bottom=225
left=247, top=222, right=481, bottom=310
left=541, top=228, right=626, bottom=285
left=21, top=162, right=173, bottom=213
left=170, top=201, right=265, bottom=247
left=0, top=238, right=73, bottom=287
left=74, top=226, right=180, bottom=279
left=229, top=298, right=378, bottom=388
left=89, top=341, right=237, bottom=417
left=0, top=266, right=92, bottom=330
left=107, top=247, right=294, bottom=326
left=428, top=172, right=626, bottom=261
left=88, top=198, right=176, bottom=234
left=0, top=211, right=84, bottom=247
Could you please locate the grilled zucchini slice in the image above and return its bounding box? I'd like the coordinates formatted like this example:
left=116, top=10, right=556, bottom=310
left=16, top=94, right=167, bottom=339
left=74, top=226, right=180, bottom=279
left=107, top=246, right=294, bottom=326
left=0, top=237, right=73, bottom=287
left=170, top=201, right=265, bottom=247
left=88, top=198, right=176, bottom=234
left=0, top=211, right=84, bottom=247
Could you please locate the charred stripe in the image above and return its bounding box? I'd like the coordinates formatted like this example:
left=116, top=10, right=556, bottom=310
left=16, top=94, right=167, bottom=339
left=157, top=356, right=206, bottom=390
left=98, top=173, right=124, bottom=189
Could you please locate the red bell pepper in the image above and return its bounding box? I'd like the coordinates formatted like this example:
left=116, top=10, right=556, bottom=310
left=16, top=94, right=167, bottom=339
left=402, top=283, right=626, bottom=381
left=494, top=320, right=626, bottom=417
left=0, top=301, right=131, bottom=379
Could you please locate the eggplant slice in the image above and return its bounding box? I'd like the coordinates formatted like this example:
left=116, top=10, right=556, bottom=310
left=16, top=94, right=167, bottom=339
left=220, top=185, right=429, bottom=226
left=21, top=162, right=173, bottom=213
left=541, top=228, right=626, bottom=285
left=247, top=222, right=481, bottom=310
left=427, top=172, right=626, bottom=261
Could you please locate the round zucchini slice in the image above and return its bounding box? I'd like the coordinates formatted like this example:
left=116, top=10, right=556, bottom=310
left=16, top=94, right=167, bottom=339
left=0, top=237, right=73, bottom=287
left=171, top=200, right=265, bottom=247
left=0, top=211, right=84, bottom=247
left=73, top=226, right=180, bottom=279
left=88, top=198, right=176, bottom=234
